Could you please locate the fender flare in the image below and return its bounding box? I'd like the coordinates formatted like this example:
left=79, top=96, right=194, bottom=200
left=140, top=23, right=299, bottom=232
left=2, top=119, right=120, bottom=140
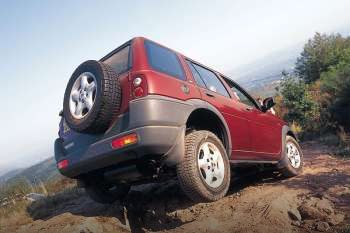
left=277, top=125, right=296, bottom=169
left=163, top=98, right=232, bottom=166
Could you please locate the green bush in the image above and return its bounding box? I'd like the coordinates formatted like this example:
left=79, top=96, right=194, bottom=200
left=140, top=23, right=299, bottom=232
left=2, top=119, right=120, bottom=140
left=280, top=32, right=350, bottom=142
left=279, top=76, right=320, bottom=137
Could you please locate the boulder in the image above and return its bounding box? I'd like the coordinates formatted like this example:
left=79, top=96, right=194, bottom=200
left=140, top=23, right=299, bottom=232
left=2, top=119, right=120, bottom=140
left=326, top=213, right=345, bottom=226
left=25, top=193, right=46, bottom=202
left=315, top=221, right=330, bottom=232
left=298, top=197, right=344, bottom=226
left=288, top=209, right=302, bottom=222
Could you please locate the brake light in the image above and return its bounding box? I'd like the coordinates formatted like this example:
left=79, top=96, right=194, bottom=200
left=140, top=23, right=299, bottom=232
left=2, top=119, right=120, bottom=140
left=57, top=159, right=69, bottom=170
left=134, top=87, right=144, bottom=97
left=111, top=133, right=138, bottom=149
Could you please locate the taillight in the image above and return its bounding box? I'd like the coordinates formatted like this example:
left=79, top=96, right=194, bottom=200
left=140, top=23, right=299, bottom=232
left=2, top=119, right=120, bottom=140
left=134, top=87, right=144, bottom=97
left=111, top=133, right=138, bottom=149
left=132, top=75, right=147, bottom=99
left=57, top=159, right=69, bottom=170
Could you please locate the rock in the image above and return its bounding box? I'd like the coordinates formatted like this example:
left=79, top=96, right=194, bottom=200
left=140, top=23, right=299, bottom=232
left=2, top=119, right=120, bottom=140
left=326, top=213, right=344, bottom=226
left=316, top=199, right=334, bottom=215
left=288, top=209, right=302, bottom=222
left=299, top=203, right=324, bottom=220
left=302, top=220, right=316, bottom=231
left=315, top=221, right=330, bottom=232
left=299, top=197, right=335, bottom=220
left=291, top=220, right=301, bottom=227
left=25, top=193, right=46, bottom=202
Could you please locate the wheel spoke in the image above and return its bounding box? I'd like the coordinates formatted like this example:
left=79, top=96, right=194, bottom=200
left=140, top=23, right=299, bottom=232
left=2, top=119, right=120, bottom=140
left=202, top=143, right=210, bottom=156
left=85, top=96, right=93, bottom=110
left=198, top=157, right=208, bottom=170
left=75, top=101, right=84, bottom=116
left=205, top=170, right=214, bottom=184
left=215, top=167, right=224, bottom=180
left=212, top=150, right=220, bottom=163
left=80, top=75, right=89, bottom=89
left=86, top=82, right=96, bottom=93
left=71, top=90, right=80, bottom=102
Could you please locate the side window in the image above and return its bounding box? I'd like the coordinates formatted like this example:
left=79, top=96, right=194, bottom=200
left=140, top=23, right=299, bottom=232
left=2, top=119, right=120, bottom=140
left=185, top=60, right=206, bottom=88
left=104, top=45, right=130, bottom=74
left=226, top=80, right=257, bottom=108
left=145, top=40, right=185, bottom=80
left=191, top=63, right=230, bottom=97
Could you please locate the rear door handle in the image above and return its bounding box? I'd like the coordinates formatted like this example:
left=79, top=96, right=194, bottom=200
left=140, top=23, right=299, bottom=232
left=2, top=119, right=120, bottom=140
left=205, top=92, right=215, bottom=97
left=246, top=107, right=253, bottom=111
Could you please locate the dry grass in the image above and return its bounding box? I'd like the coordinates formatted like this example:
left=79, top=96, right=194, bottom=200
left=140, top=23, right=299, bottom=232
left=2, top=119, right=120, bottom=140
left=0, top=209, right=32, bottom=233
left=0, top=177, right=79, bottom=232
left=0, top=176, right=76, bottom=219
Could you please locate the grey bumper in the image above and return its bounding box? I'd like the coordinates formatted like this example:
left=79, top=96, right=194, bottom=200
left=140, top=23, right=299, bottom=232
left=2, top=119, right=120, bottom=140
left=55, top=95, right=193, bottom=178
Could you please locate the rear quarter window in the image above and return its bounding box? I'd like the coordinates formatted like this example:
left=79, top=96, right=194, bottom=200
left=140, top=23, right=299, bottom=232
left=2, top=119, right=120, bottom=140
left=104, top=45, right=130, bottom=74
left=145, top=40, right=185, bottom=80
left=191, top=63, right=230, bottom=97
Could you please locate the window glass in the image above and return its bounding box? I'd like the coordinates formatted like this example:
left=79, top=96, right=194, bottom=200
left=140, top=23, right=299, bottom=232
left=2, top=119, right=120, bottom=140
left=186, top=60, right=206, bottom=88
left=229, top=84, right=257, bottom=108
left=104, top=45, right=130, bottom=74
left=145, top=40, right=185, bottom=80
left=191, top=63, right=230, bottom=97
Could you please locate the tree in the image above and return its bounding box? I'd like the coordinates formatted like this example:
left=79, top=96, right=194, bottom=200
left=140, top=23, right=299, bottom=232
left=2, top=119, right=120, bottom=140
left=280, top=76, right=319, bottom=134
left=295, top=32, right=350, bottom=83
left=321, top=57, right=350, bottom=131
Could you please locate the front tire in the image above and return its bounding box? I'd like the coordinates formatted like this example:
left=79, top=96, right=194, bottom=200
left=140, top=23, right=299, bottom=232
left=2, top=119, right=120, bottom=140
left=177, top=130, right=230, bottom=202
left=280, top=136, right=304, bottom=178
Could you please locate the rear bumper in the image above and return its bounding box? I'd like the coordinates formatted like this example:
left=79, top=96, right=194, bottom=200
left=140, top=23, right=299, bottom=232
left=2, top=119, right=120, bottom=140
left=54, top=95, right=192, bottom=178
left=55, top=125, right=183, bottom=177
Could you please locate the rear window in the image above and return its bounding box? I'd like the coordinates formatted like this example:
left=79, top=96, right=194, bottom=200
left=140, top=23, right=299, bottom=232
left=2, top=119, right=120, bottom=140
left=104, top=45, right=130, bottom=74
left=145, top=40, right=185, bottom=80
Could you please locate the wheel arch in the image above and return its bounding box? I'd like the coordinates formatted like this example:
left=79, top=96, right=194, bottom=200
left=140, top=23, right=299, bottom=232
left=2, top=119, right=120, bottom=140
left=185, top=107, right=231, bottom=157
left=163, top=99, right=232, bottom=166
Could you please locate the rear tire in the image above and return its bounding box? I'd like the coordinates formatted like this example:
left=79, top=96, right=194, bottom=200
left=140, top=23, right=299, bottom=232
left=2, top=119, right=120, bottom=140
left=177, top=130, right=230, bottom=202
left=84, top=182, right=130, bottom=204
left=280, top=136, right=304, bottom=178
left=63, top=60, right=122, bottom=134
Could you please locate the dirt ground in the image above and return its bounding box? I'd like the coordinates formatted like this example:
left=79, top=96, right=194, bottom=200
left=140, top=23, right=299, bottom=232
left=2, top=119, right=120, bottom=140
left=1, top=141, right=349, bottom=233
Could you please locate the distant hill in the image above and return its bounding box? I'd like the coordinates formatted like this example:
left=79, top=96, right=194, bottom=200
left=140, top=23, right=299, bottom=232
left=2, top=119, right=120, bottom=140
left=0, top=168, right=24, bottom=184
left=0, top=157, right=59, bottom=185
left=230, top=43, right=302, bottom=96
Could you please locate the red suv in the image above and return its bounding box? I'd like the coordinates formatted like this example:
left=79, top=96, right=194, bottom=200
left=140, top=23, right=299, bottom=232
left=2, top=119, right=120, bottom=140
left=55, top=37, right=303, bottom=203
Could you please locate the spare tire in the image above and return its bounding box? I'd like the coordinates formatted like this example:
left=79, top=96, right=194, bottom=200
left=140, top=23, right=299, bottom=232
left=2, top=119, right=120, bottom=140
left=63, top=60, right=121, bottom=134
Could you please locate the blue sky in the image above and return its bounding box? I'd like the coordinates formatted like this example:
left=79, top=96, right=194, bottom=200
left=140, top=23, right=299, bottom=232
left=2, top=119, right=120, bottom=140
left=1, top=0, right=350, bottom=173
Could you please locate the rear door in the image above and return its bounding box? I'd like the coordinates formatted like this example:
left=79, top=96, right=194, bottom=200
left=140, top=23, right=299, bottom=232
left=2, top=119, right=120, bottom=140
left=224, top=78, right=282, bottom=160
left=185, top=60, right=253, bottom=160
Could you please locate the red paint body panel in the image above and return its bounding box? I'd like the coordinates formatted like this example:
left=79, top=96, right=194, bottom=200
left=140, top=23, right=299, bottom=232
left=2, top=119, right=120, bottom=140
left=124, top=37, right=286, bottom=161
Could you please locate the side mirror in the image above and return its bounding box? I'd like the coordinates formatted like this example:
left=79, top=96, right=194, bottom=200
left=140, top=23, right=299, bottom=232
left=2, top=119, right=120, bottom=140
left=262, top=97, right=275, bottom=112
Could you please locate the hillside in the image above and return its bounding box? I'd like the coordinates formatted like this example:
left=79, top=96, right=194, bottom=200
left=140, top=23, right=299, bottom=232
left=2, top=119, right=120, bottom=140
left=0, top=157, right=59, bottom=186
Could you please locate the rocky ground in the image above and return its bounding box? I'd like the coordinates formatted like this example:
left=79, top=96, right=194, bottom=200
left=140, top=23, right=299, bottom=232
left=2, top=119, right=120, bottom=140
left=1, top=141, right=349, bottom=233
